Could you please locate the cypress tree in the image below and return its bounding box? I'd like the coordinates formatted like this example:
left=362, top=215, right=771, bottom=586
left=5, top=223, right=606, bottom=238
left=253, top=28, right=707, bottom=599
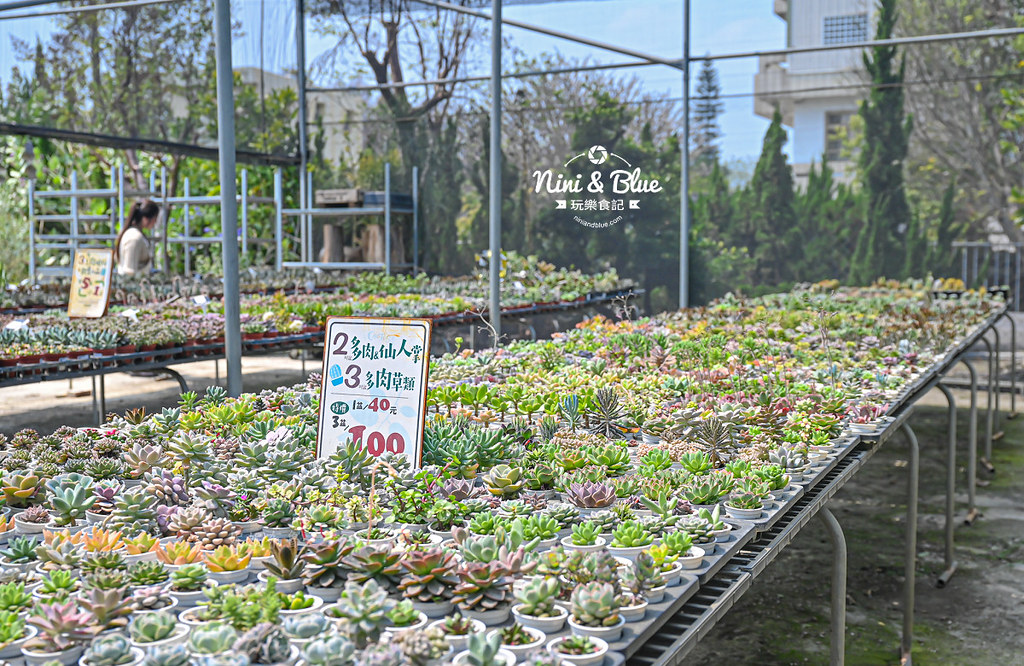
left=849, top=0, right=913, bottom=285
left=748, top=110, right=796, bottom=286
left=692, top=60, right=724, bottom=170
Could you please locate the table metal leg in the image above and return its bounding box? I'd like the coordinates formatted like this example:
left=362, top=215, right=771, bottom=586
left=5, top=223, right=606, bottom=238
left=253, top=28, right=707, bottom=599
left=90, top=375, right=99, bottom=426
left=818, top=507, right=846, bottom=666
left=155, top=368, right=189, bottom=393
left=977, top=336, right=996, bottom=472
left=1003, top=312, right=1018, bottom=418
left=98, top=374, right=106, bottom=424
left=990, top=328, right=1003, bottom=440
left=900, top=423, right=919, bottom=665
left=958, top=359, right=979, bottom=525
left=935, top=383, right=958, bottom=587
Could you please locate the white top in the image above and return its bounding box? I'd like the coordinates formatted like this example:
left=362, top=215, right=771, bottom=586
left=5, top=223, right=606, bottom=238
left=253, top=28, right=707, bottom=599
left=117, top=227, right=151, bottom=276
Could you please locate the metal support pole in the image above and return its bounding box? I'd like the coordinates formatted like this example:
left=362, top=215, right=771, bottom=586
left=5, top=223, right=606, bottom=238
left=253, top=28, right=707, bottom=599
left=1005, top=312, right=1018, bottom=417
left=306, top=171, right=314, bottom=262
left=183, top=178, right=191, bottom=275
left=241, top=169, right=248, bottom=257
left=899, top=423, right=920, bottom=666
left=679, top=0, right=690, bottom=309
left=412, top=166, right=419, bottom=273
left=488, top=0, right=502, bottom=345
left=27, top=179, right=36, bottom=283
left=70, top=171, right=79, bottom=256
left=295, top=0, right=309, bottom=238
left=385, top=163, right=392, bottom=276
left=958, top=359, right=979, bottom=525
left=818, top=507, right=846, bottom=666
left=214, top=0, right=242, bottom=397
left=274, top=169, right=283, bottom=271
left=991, top=327, right=1003, bottom=440
left=935, top=383, right=958, bottom=588
left=160, top=166, right=168, bottom=274
left=978, top=336, right=995, bottom=470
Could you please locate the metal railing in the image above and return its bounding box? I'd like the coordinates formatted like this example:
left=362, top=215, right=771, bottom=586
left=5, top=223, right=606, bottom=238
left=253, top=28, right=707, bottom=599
left=952, top=241, right=1021, bottom=310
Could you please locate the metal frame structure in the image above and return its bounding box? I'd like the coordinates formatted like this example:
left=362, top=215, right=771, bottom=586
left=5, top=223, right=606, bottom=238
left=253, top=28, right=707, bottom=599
left=27, top=166, right=280, bottom=283
left=274, top=163, right=419, bottom=274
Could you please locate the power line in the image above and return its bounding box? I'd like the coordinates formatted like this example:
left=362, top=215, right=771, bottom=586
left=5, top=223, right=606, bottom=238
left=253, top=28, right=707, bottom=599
left=317, top=70, right=1024, bottom=124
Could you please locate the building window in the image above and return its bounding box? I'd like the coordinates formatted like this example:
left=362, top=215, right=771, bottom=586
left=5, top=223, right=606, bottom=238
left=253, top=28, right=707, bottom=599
left=825, top=112, right=853, bottom=161
left=823, top=14, right=868, bottom=45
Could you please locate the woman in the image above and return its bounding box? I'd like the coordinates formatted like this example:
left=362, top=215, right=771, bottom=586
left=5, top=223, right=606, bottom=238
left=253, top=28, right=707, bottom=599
left=115, top=200, right=160, bottom=276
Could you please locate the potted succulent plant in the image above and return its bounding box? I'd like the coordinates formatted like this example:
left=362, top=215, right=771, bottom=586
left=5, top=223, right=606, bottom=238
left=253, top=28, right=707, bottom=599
left=281, top=613, right=331, bottom=648
left=14, top=505, right=51, bottom=536
left=0, top=609, right=37, bottom=661
left=560, top=521, right=606, bottom=553
left=644, top=543, right=684, bottom=586
left=0, top=535, right=40, bottom=573
left=128, top=611, right=189, bottom=650
left=81, top=633, right=145, bottom=666
left=203, top=545, right=251, bottom=584
left=452, top=562, right=515, bottom=626
left=452, top=631, right=516, bottom=666
left=427, top=612, right=486, bottom=652
left=260, top=498, right=297, bottom=538
left=482, top=465, right=524, bottom=499
left=301, top=539, right=352, bottom=603
left=385, top=599, right=428, bottom=636
left=564, top=482, right=616, bottom=514
left=232, top=622, right=297, bottom=665
left=662, top=530, right=705, bottom=570
left=396, top=547, right=460, bottom=618
left=277, top=590, right=322, bottom=616
left=567, top=581, right=625, bottom=642
left=301, top=633, right=357, bottom=666
left=325, top=579, right=394, bottom=649
left=257, top=538, right=306, bottom=594
left=620, top=552, right=667, bottom=607
left=489, top=622, right=545, bottom=660
left=168, top=563, right=215, bottom=607
left=546, top=634, right=609, bottom=666
left=187, top=622, right=238, bottom=657
left=511, top=576, right=568, bottom=633
left=607, top=520, right=654, bottom=562
left=22, top=600, right=94, bottom=665
left=723, top=490, right=766, bottom=520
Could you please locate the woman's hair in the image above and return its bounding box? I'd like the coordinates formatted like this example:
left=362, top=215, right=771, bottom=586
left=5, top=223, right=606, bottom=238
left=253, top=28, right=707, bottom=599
left=114, top=200, right=160, bottom=262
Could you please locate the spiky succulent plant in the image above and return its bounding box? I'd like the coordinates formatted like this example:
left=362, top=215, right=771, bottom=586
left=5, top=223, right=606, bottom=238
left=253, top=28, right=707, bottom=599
left=232, top=622, right=290, bottom=664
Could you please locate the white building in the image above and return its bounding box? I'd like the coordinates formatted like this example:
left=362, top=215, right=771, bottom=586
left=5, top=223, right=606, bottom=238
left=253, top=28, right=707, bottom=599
left=754, top=0, right=873, bottom=185
left=236, top=68, right=367, bottom=166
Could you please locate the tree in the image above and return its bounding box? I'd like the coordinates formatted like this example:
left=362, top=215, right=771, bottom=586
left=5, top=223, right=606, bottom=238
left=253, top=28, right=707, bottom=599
left=849, top=0, right=913, bottom=285
left=745, top=110, right=796, bottom=286
left=691, top=59, right=724, bottom=170
left=901, top=0, right=1024, bottom=242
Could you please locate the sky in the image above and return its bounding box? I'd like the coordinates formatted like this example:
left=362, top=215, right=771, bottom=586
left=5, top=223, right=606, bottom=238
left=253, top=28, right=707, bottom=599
left=0, top=0, right=787, bottom=161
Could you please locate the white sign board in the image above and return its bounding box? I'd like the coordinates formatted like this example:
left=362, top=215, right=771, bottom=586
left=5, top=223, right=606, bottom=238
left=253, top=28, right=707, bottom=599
left=316, top=317, right=432, bottom=466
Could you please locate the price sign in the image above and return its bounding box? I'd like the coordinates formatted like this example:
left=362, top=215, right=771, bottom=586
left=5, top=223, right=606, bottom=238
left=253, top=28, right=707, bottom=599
left=316, top=317, right=432, bottom=466
left=67, top=249, right=114, bottom=318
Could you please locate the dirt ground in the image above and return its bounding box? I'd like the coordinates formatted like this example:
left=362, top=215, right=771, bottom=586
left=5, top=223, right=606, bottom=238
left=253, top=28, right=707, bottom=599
left=1, top=353, right=1022, bottom=665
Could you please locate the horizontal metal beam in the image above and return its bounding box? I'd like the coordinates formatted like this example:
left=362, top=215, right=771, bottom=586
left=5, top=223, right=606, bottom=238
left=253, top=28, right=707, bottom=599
left=0, top=0, right=181, bottom=21
left=411, top=0, right=682, bottom=69
left=0, top=122, right=299, bottom=167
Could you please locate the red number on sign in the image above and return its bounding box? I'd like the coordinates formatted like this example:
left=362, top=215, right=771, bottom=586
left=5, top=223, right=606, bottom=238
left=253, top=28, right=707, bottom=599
left=367, top=398, right=391, bottom=412
left=386, top=433, right=405, bottom=454
left=94, top=285, right=102, bottom=296
left=348, top=425, right=366, bottom=444
left=367, top=431, right=386, bottom=456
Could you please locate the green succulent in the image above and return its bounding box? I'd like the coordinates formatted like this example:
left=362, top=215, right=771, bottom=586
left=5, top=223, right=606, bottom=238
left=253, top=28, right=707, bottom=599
left=302, top=634, right=357, bottom=666
left=639, top=448, right=674, bottom=473
left=465, top=631, right=504, bottom=666
left=609, top=519, right=654, bottom=548
left=281, top=613, right=331, bottom=640
left=387, top=599, right=421, bottom=627
left=129, top=611, right=178, bottom=643
left=467, top=511, right=509, bottom=536
left=82, top=633, right=135, bottom=666
left=661, top=530, right=695, bottom=557
left=620, top=551, right=665, bottom=598
left=0, top=582, right=31, bottom=611
left=586, top=444, right=631, bottom=477
left=188, top=622, right=239, bottom=655
left=170, top=563, right=208, bottom=591
left=330, top=579, right=396, bottom=648
left=127, top=560, right=169, bottom=586
left=570, top=521, right=601, bottom=546
left=514, top=576, right=560, bottom=617
left=144, top=644, right=191, bottom=666
left=517, top=514, right=560, bottom=540
left=482, top=464, right=524, bottom=498
left=49, top=484, right=96, bottom=525
left=570, top=581, right=621, bottom=627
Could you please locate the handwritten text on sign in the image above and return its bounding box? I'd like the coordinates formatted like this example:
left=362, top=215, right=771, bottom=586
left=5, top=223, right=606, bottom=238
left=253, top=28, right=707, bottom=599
left=316, top=317, right=432, bottom=466
left=68, top=249, right=114, bottom=318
